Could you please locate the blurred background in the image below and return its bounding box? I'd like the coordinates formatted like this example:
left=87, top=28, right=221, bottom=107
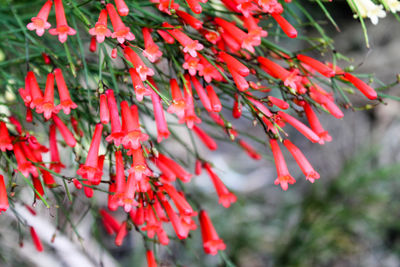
left=1, top=1, right=400, bottom=267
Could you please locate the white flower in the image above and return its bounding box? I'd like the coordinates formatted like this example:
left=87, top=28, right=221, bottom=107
left=381, top=0, right=400, bottom=13
left=350, top=0, right=387, bottom=24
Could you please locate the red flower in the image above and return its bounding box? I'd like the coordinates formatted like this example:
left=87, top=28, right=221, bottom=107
left=303, top=102, right=332, bottom=143
left=106, top=4, right=135, bottom=43
left=219, top=51, right=249, bottom=77
left=283, top=140, right=320, bottom=183
left=120, top=101, right=149, bottom=149
left=297, top=54, right=335, bottom=78
left=180, top=75, right=201, bottom=128
left=277, top=111, right=321, bottom=143
left=129, top=68, right=152, bottom=101
left=49, top=124, right=65, bottom=173
left=146, top=250, right=158, bottom=267
left=257, top=0, right=283, bottom=13
left=157, top=30, right=175, bottom=44
left=193, top=125, right=218, bottom=151
left=54, top=68, right=77, bottom=114
left=30, top=227, right=44, bottom=252
left=36, top=73, right=58, bottom=120
left=186, top=0, right=203, bottom=14
left=14, top=142, right=38, bottom=178
left=206, top=85, right=222, bottom=112
left=49, top=0, right=76, bottom=43
left=128, top=147, right=152, bottom=181
left=191, top=76, right=212, bottom=111
left=155, top=153, right=192, bottom=182
left=183, top=54, right=203, bottom=76
left=343, top=72, right=378, bottom=100
left=204, top=163, right=237, bottom=208
left=268, top=96, right=289, bottom=110
left=238, top=139, right=261, bottom=160
left=27, top=0, right=52, bottom=36
left=105, top=89, right=124, bottom=146
left=52, top=115, right=77, bottom=147
left=89, top=9, right=112, bottom=43
left=270, top=139, right=296, bottom=190
left=167, top=79, right=186, bottom=120
left=163, top=23, right=204, bottom=57
left=161, top=199, right=188, bottom=239
left=115, top=0, right=129, bottom=16
left=124, top=46, right=154, bottom=81
left=77, top=124, right=103, bottom=182
left=142, top=28, right=162, bottom=63
left=150, top=80, right=170, bottom=142
left=0, top=175, right=9, bottom=213
left=176, top=10, right=203, bottom=30
left=162, top=183, right=194, bottom=215
left=27, top=71, right=43, bottom=110
left=115, top=221, right=128, bottom=246
left=0, top=122, right=13, bottom=152
left=271, top=13, right=297, bottom=39
left=99, top=94, right=110, bottom=124
left=199, top=210, right=226, bottom=255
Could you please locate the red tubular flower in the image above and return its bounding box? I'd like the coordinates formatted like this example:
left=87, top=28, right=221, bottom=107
left=120, top=101, right=149, bottom=149
left=303, top=102, right=332, bottom=144
left=141, top=206, right=162, bottom=238
left=146, top=250, right=158, bottom=267
left=181, top=75, right=201, bottom=128
left=277, top=111, right=321, bottom=143
left=26, top=108, right=33, bottom=123
left=73, top=178, right=82, bottom=190
left=247, top=96, right=273, bottom=117
left=48, top=0, right=76, bottom=43
left=204, top=163, right=236, bottom=208
left=27, top=71, right=43, bottom=110
left=220, top=31, right=241, bottom=52
left=238, top=139, right=261, bottom=160
left=214, top=17, right=258, bottom=53
left=308, top=86, right=344, bottom=119
left=128, top=148, right=152, bottom=181
left=115, top=221, right=128, bottom=246
left=271, top=13, right=297, bottom=39
left=128, top=68, right=152, bottom=101
left=343, top=73, right=378, bottom=100
left=162, top=183, right=194, bottom=215
left=0, top=175, right=9, bottom=213
left=192, top=125, right=218, bottom=151
left=89, top=9, right=112, bottom=43
left=111, top=48, right=118, bottom=58
left=14, top=143, right=39, bottom=177
left=99, top=94, right=110, bottom=124
left=191, top=76, right=212, bottom=112
left=156, top=153, right=192, bottom=182
left=54, top=68, right=77, bottom=115
left=49, top=124, right=65, bottom=173
left=198, top=54, right=224, bottom=83
left=229, top=66, right=249, bottom=91
left=219, top=51, right=249, bottom=76
left=161, top=199, right=188, bottom=239
left=32, top=176, right=45, bottom=199
left=0, top=122, right=13, bottom=152
left=27, top=0, right=52, bottom=36
left=105, top=89, right=124, bottom=146
left=30, top=227, right=44, bottom=252
left=77, top=124, right=103, bottom=182
left=297, top=54, right=335, bottom=78
left=268, top=96, right=289, bottom=110
left=195, top=160, right=202, bottom=175
left=36, top=73, right=58, bottom=120
left=186, top=0, right=202, bottom=13
left=199, top=210, right=226, bottom=255
left=167, top=79, right=186, bottom=119
left=157, top=30, right=175, bottom=44
left=42, top=53, right=51, bottom=64
left=283, top=140, right=320, bottom=183
left=89, top=36, right=97, bottom=52
left=100, top=209, right=121, bottom=233
left=150, top=82, right=170, bottom=142
left=19, top=74, right=32, bottom=106
left=92, top=155, right=105, bottom=185
left=233, top=94, right=242, bottom=118
left=176, top=10, right=203, bottom=30
left=269, top=139, right=296, bottom=190
left=52, top=115, right=77, bottom=147
left=257, top=0, right=282, bottom=13
left=206, top=85, right=222, bottom=112
left=183, top=54, right=203, bottom=76
left=130, top=204, right=145, bottom=225
left=242, top=15, right=268, bottom=40
left=115, top=0, right=129, bottom=16
left=106, top=3, right=135, bottom=43
left=163, top=23, right=204, bottom=57
left=142, top=28, right=162, bottom=63
left=124, top=46, right=154, bottom=81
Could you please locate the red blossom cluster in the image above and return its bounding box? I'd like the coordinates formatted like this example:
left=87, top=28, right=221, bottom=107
left=0, top=0, right=385, bottom=264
